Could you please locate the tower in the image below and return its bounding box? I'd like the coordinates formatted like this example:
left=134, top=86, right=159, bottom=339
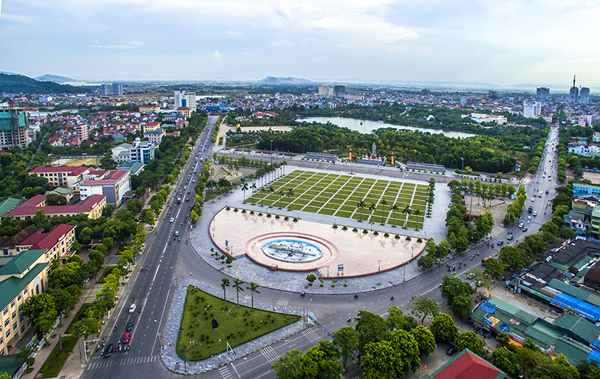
left=569, top=75, right=579, bottom=103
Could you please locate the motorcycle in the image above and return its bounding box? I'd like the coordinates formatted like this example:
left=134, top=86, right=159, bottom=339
left=114, top=325, right=117, bottom=332
left=300, top=292, right=305, bottom=297
left=354, top=293, right=359, bottom=299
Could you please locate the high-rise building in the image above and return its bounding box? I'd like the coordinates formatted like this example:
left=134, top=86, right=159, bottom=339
left=0, top=107, right=29, bottom=149
left=569, top=76, right=579, bottom=103
left=76, top=124, right=89, bottom=142
left=101, top=83, right=123, bottom=96
left=579, top=87, right=590, bottom=104
left=334, top=85, right=346, bottom=98
left=173, top=91, right=196, bottom=112
left=186, top=92, right=197, bottom=112
left=318, top=86, right=335, bottom=96
left=536, top=87, right=550, bottom=101
left=523, top=99, right=542, bottom=118
left=112, top=83, right=123, bottom=96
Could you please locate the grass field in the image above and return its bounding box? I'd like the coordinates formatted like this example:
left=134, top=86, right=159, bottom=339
left=177, top=286, right=300, bottom=361
left=246, top=170, right=429, bottom=229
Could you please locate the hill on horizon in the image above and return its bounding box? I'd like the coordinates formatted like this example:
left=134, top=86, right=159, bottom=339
left=258, top=76, right=314, bottom=85
left=35, top=74, right=79, bottom=83
left=0, top=73, right=90, bottom=94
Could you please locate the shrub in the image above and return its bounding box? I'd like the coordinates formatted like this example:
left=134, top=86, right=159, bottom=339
left=241, top=209, right=246, bottom=213
left=363, top=229, right=369, bottom=234
left=332, top=224, right=338, bottom=229
left=250, top=210, right=255, bottom=215
left=342, top=226, right=348, bottom=231
left=384, top=233, right=390, bottom=237
left=267, top=213, right=272, bottom=218
left=234, top=208, right=238, bottom=212
left=406, top=236, right=412, bottom=241
left=373, top=231, right=379, bottom=236
left=293, top=218, right=298, bottom=222
left=226, top=206, right=231, bottom=210
left=417, top=238, right=423, bottom=243
left=275, top=215, right=280, bottom=219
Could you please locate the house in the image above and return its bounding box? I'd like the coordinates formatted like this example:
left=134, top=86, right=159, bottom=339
left=139, top=105, right=160, bottom=113
left=111, top=143, right=133, bottom=163
left=44, top=187, right=75, bottom=202
left=76, top=170, right=130, bottom=206
left=16, top=224, right=77, bottom=262
left=117, top=161, right=144, bottom=176
left=0, top=199, right=21, bottom=218
left=129, top=138, right=155, bottom=164
left=0, top=227, right=42, bottom=261
left=141, top=121, right=161, bottom=134
left=176, top=107, right=191, bottom=118
left=3, top=194, right=106, bottom=221
left=0, top=249, right=50, bottom=356
left=28, top=166, right=90, bottom=189
left=421, top=349, right=507, bottom=379
left=143, top=128, right=166, bottom=145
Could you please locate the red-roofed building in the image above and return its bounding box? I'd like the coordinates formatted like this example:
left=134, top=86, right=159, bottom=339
left=28, top=166, right=90, bottom=188
left=421, top=349, right=507, bottom=379
left=76, top=170, right=130, bottom=206
left=3, top=194, right=106, bottom=220
left=16, top=224, right=76, bottom=261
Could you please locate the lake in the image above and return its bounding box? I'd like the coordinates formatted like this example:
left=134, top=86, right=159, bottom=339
left=297, top=117, right=477, bottom=138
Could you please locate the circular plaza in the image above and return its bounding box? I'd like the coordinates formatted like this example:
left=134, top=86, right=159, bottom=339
left=209, top=208, right=425, bottom=278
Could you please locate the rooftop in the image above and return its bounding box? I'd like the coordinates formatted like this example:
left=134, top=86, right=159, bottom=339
left=0, top=198, right=21, bottom=217
left=0, top=249, right=46, bottom=276
left=422, top=349, right=506, bottom=379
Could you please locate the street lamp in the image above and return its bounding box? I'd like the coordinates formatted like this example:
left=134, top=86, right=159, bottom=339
left=270, top=140, right=273, bottom=165
left=181, top=326, right=187, bottom=372
left=412, top=246, right=414, bottom=258
left=327, top=265, right=330, bottom=277
left=378, top=260, right=381, bottom=271
left=461, top=157, right=464, bottom=177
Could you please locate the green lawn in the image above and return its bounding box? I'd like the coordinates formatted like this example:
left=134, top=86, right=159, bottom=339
left=177, top=286, right=300, bottom=361
left=38, top=336, right=78, bottom=378
left=249, top=170, right=430, bottom=229
left=98, top=266, right=120, bottom=283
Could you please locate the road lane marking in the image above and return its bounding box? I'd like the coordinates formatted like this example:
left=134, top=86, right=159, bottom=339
left=260, top=345, right=279, bottom=364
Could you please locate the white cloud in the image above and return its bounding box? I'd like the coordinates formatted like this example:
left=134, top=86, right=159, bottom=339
left=91, top=40, right=145, bottom=49
left=213, top=50, right=221, bottom=61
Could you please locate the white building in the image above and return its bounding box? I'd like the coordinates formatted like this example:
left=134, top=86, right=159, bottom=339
left=111, top=143, right=133, bottom=163
left=174, top=91, right=197, bottom=112
left=568, top=144, right=590, bottom=157
left=77, top=170, right=131, bottom=206
left=129, top=138, right=155, bottom=164
left=523, top=100, right=542, bottom=118
left=144, top=128, right=166, bottom=145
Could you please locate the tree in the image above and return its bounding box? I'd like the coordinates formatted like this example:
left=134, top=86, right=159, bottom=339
left=286, top=189, right=295, bottom=209
left=465, top=267, right=491, bottom=291
left=232, top=278, right=244, bottom=307
left=402, top=205, right=412, bottom=227
left=451, top=294, right=474, bottom=319
left=456, top=331, right=485, bottom=355
left=408, top=295, right=439, bottom=324
left=221, top=277, right=230, bottom=304
left=271, top=349, right=305, bottom=379
left=361, top=340, right=404, bottom=379
left=241, top=181, right=249, bottom=203
left=388, top=329, right=421, bottom=374
left=390, top=203, right=399, bottom=227
left=410, top=325, right=436, bottom=358
left=332, top=326, right=359, bottom=371
left=441, top=275, right=474, bottom=310
left=379, top=199, right=388, bottom=224
left=414, top=209, right=422, bottom=228
left=430, top=313, right=457, bottom=343
left=355, top=310, right=389, bottom=357
left=386, top=306, right=405, bottom=331
left=21, top=293, right=57, bottom=333
left=303, top=340, right=342, bottom=379
left=246, top=282, right=260, bottom=310
left=141, top=208, right=155, bottom=225
left=356, top=200, right=365, bottom=222
left=483, top=258, right=507, bottom=278
left=491, top=347, right=520, bottom=379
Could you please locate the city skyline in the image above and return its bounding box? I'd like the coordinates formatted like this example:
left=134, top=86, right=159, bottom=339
left=1, top=0, right=600, bottom=86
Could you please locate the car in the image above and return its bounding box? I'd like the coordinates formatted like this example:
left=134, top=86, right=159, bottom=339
left=533, top=211, right=537, bottom=216
left=126, top=320, right=135, bottom=331
left=129, top=304, right=136, bottom=313
left=518, top=222, right=524, bottom=228
left=446, top=344, right=458, bottom=356
left=187, top=191, right=191, bottom=194
left=531, top=198, right=535, bottom=202
left=169, top=217, right=174, bottom=223
left=186, top=198, right=189, bottom=202
left=497, top=240, right=504, bottom=246
left=104, top=344, right=114, bottom=358
left=546, top=190, right=549, bottom=194
left=174, top=231, right=179, bottom=237
left=507, top=234, right=514, bottom=240
left=123, top=333, right=131, bottom=344
left=523, top=227, right=528, bottom=232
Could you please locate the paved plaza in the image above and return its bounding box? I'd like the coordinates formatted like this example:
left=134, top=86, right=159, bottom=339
left=210, top=209, right=425, bottom=278
left=246, top=170, right=429, bottom=229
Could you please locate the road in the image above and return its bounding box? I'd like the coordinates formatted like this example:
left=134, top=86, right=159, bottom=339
left=84, top=124, right=560, bottom=378
left=82, top=115, right=218, bottom=379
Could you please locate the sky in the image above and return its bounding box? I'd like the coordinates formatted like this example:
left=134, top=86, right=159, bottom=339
left=1, top=0, right=600, bottom=87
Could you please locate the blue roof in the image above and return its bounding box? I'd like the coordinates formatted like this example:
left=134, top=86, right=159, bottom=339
left=552, top=292, right=600, bottom=322
left=589, top=350, right=600, bottom=364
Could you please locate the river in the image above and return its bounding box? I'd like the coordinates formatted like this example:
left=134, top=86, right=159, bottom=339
left=297, top=117, right=477, bottom=138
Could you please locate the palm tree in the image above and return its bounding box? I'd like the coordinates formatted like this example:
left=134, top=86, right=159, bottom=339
left=268, top=186, right=275, bottom=207
left=251, top=182, right=258, bottom=196
left=221, top=277, right=230, bottom=304
left=391, top=203, right=399, bottom=227
left=246, top=282, right=260, bottom=310
left=380, top=199, right=388, bottom=225
left=241, top=182, right=249, bottom=203
left=286, top=189, right=295, bottom=209
left=233, top=278, right=245, bottom=307
left=402, top=205, right=412, bottom=227
left=414, top=209, right=422, bottom=229
left=278, top=189, right=286, bottom=208
left=356, top=200, right=365, bottom=222
left=369, top=202, right=377, bottom=223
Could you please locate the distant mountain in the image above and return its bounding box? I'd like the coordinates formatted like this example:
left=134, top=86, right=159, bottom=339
left=0, top=73, right=91, bottom=94
left=35, top=74, right=79, bottom=83
left=258, top=76, right=313, bottom=85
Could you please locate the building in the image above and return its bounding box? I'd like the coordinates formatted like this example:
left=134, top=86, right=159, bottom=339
left=101, top=83, right=123, bottom=96
left=76, top=123, right=88, bottom=142
left=129, top=138, right=155, bottom=164
left=580, top=87, right=591, bottom=104
left=3, top=194, right=106, bottom=221
left=0, top=199, right=21, bottom=218
left=523, top=99, right=542, bottom=118
left=469, top=113, right=507, bottom=124
left=139, top=105, right=160, bottom=113
left=174, top=91, right=197, bottom=112
left=28, top=166, right=90, bottom=188
left=16, top=224, right=76, bottom=262
left=141, top=121, right=160, bottom=134
left=76, top=170, right=130, bottom=206
left=334, top=85, right=346, bottom=98
left=318, top=86, right=335, bottom=96
left=177, top=107, right=192, bottom=118
left=111, top=143, right=132, bottom=163
left=421, top=349, right=507, bottom=379
left=0, top=227, right=42, bottom=260
left=570, top=76, right=580, bottom=103
left=574, top=183, right=600, bottom=198
left=0, top=108, right=29, bottom=150
left=116, top=161, right=144, bottom=176
left=144, top=128, right=166, bottom=145
left=536, top=87, right=550, bottom=101
left=0, top=249, right=49, bottom=356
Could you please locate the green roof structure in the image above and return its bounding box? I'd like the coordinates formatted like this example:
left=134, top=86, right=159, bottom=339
left=0, top=249, right=46, bottom=276
left=0, top=198, right=21, bottom=217
left=0, top=354, right=24, bottom=377
left=0, top=262, right=48, bottom=311
left=549, top=279, right=600, bottom=308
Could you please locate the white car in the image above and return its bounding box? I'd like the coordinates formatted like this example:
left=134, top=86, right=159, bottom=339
left=129, top=304, right=136, bottom=313
left=518, top=222, right=524, bottom=228
left=169, top=217, right=174, bottom=223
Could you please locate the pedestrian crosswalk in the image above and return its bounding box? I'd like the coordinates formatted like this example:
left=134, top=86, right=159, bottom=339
left=260, top=345, right=279, bottom=364
left=302, top=328, right=321, bottom=344
left=218, top=365, right=232, bottom=379
left=276, top=293, right=290, bottom=307
left=87, top=354, right=158, bottom=370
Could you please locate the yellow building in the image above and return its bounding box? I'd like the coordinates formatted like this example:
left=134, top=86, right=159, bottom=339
left=3, top=195, right=106, bottom=221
